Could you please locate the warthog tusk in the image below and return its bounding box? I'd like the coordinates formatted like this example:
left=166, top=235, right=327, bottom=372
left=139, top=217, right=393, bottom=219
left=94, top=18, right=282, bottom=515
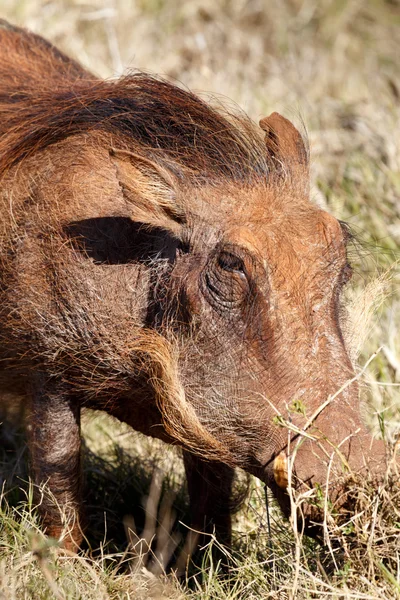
left=273, top=452, right=288, bottom=489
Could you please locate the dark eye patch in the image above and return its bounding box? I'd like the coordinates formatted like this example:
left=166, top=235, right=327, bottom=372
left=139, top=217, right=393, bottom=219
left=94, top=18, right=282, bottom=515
left=64, top=217, right=176, bottom=264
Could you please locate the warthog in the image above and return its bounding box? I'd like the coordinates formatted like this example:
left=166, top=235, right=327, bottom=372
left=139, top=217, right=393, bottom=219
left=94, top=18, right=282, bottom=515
left=0, top=20, right=386, bottom=552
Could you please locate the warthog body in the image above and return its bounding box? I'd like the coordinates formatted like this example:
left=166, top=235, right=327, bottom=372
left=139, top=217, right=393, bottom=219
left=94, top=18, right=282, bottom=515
left=0, top=21, right=386, bottom=551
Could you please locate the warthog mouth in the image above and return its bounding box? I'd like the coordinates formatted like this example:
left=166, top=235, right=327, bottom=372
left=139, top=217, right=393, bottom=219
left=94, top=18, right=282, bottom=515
left=273, top=451, right=289, bottom=489
left=266, top=449, right=393, bottom=543
left=268, top=451, right=322, bottom=538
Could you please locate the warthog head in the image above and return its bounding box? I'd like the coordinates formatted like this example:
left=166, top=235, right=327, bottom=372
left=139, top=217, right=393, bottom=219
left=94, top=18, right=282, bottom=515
left=115, top=111, right=386, bottom=526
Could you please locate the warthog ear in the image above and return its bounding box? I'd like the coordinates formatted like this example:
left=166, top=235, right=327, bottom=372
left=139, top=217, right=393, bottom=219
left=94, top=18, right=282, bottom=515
left=259, top=112, right=309, bottom=178
left=110, top=148, right=184, bottom=236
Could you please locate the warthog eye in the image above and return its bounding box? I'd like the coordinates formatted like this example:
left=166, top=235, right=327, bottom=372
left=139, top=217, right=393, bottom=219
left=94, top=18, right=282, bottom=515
left=217, top=251, right=246, bottom=279
left=203, top=247, right=250, bottom=309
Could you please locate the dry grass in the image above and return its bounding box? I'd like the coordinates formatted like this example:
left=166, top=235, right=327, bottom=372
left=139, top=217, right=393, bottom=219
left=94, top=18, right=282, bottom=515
left=0, top=0, right=399, bottom=598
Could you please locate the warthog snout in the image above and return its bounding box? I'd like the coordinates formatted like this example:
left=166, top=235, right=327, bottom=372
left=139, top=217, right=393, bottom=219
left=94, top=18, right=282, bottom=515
left=265, top=390, right=388, bottom=534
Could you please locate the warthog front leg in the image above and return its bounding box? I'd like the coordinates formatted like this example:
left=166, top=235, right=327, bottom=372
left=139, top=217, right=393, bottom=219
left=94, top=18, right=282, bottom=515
left=183, top=451, right=234, bottom=551
left=28, top=379, right=83, bottom=551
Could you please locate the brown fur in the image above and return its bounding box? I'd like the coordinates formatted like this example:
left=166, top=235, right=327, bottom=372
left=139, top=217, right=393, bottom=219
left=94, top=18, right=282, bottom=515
left=0, top=21, right=387, bottom=552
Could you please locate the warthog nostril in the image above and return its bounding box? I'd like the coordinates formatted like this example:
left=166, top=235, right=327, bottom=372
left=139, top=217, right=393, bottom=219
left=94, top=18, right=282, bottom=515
left=273, top=452, right=288, bottom=489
